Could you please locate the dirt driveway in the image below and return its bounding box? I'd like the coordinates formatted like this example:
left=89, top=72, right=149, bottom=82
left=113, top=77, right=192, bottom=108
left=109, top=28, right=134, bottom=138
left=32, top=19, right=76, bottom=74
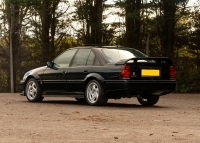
left=0, top=93, right=200, bottom=143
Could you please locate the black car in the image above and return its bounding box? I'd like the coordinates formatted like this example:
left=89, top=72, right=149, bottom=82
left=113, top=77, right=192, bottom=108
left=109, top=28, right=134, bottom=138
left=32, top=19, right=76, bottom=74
left=20, top=46, right=176, bottom=106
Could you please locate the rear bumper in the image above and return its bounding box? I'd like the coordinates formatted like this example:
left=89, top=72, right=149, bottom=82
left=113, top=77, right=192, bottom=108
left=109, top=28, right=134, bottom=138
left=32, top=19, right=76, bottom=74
left=104, top=80, right=176, bottom=96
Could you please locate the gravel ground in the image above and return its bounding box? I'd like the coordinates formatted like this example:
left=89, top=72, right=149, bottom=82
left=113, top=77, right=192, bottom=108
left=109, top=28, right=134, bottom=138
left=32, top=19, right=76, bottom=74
left=0, top=93, right=200, bottom=143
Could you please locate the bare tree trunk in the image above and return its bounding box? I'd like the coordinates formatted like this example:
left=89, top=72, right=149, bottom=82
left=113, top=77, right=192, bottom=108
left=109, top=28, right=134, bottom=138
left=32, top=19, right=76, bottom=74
left=85, top=0, right=103, bottom=45
left=38, top=0, right=62, bottom=63
left=5, top=1, right=21, bottom=92
left=125, top=0, right=141, bottom=50
left=91, top=0, right=103, bottom=44
left=39, top=0, right=51, bottom=64
left=50, top=1, right=60, bottom=60
left=146, top=33, right=150, bottom=56
left=160, top=0, right=176, bottom=58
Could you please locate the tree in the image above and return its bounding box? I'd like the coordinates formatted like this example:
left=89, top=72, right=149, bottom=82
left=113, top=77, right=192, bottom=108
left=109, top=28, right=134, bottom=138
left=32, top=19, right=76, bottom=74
left=158, top=0, right=189, bottom=58
left=1, top=0, right=71, bottom=92
left=74, top=0, right=105, bottom=45
left=4, top=0, right=30, bottom=92
left=124, top=0, right=141, bottom=49
left=34, top=0, right=63, bottom=63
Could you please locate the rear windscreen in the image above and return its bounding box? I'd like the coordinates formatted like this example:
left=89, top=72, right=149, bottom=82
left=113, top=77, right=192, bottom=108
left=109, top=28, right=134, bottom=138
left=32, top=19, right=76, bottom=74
left=102, top=48, right=147, bottom=62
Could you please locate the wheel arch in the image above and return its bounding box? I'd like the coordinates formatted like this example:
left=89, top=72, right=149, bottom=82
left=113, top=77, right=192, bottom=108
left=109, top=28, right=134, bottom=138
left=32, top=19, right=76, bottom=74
left=24, top=75, right=42, bottom=91
left=83, top=73, right=105, bottom=92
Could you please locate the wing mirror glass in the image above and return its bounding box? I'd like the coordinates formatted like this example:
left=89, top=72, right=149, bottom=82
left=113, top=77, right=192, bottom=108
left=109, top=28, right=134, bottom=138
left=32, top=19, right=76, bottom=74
left=47, top=61, right=59, bottom=70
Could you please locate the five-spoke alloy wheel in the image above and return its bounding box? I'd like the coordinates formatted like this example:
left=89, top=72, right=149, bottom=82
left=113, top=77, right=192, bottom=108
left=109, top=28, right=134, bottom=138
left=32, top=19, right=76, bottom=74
left=25, top=78, right=43, bottom=102
left=85, top=80, right=107, bottom=106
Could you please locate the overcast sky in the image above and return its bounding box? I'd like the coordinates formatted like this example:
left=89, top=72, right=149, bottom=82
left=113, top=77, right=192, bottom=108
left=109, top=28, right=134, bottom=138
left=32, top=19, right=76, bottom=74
left=106, top=0, right=198, bottom=5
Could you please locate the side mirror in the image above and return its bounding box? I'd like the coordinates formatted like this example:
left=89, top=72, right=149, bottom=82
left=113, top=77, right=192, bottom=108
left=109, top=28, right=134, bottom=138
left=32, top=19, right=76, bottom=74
left=47, top=61, right=53, bottom=69
left=47, top=61, right=59, bottom=70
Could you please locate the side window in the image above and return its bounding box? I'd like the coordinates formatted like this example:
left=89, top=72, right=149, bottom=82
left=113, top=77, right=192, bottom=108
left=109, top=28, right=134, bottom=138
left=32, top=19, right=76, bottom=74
left=54, top=49, right=77, bottom=68
left=86, top=51, right=95, bottom=66
left=94, top=58, right=101, bottom=66
left=72, top=49, right=91, bottom=67
left=86, top=51, right=101, bottom=66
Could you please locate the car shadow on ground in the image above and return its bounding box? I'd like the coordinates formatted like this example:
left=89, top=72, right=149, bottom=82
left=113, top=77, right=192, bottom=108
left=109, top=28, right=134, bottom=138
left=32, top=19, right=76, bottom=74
left=22, top=99, right=170, bottom=109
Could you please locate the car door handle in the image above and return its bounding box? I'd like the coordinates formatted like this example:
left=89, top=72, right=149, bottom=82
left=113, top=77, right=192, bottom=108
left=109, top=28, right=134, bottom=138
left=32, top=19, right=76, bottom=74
left=84, top=70, right=88, bottom=73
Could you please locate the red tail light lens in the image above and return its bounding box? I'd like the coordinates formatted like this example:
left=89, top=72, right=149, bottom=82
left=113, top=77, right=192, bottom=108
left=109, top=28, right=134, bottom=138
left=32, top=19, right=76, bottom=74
left=170, top=66, right=175, bottom=79
left=120, top=66, right=130, bottom=79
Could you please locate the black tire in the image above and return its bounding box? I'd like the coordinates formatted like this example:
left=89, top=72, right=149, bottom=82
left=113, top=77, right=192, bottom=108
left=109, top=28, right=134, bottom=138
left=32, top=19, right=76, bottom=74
left=25, top=78, right=44, bottom=102
left=137, top=95, right=159, bottom=106
left=85, top=80, right=108, bottom=106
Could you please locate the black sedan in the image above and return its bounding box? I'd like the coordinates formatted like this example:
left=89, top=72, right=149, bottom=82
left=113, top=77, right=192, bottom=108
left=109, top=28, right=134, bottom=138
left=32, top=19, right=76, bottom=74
left=20, top=46, right=176, bottom=106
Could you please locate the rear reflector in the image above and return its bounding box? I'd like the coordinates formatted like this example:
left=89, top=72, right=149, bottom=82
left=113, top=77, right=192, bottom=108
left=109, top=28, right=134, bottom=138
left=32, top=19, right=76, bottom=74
left=170, top=66, right=175, bottom=79
left=120, top=66, right=130, bottom=79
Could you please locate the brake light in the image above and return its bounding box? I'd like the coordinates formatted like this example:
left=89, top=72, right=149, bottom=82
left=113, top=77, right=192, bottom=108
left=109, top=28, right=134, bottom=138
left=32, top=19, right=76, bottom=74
left=120, top=66, right=130, bottom=79
left=170, top=66, right=175, bottom=79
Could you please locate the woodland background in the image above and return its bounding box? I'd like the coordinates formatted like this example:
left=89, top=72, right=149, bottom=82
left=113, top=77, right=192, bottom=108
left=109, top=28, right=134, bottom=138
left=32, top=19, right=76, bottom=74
left=0, top=0, right=199, bottom=93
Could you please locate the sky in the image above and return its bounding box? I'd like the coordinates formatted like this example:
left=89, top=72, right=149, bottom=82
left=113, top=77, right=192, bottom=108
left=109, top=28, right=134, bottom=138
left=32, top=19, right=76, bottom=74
left=105, top=0, right=198, bottom=6
left=187, top=0, right=199, bottom=6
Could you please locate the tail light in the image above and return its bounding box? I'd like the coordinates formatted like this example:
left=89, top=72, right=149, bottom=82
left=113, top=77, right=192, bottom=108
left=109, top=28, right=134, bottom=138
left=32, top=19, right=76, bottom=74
left=120, top=66, right=130, bottom=79
left=170, top=66, right=175, bottom=79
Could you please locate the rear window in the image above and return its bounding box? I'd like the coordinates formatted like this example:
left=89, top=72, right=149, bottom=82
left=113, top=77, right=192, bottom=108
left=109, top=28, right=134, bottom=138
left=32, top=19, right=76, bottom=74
left=102, top=48, right=147, bottom=62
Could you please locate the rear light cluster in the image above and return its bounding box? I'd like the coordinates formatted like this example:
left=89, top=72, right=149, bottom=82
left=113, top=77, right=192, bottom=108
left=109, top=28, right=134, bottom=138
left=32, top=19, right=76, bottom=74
left=170, top=66, right=175, bottom=79
left=120, top=66, right=130, bottom=79
left=120, top=65, right=175, bottom=79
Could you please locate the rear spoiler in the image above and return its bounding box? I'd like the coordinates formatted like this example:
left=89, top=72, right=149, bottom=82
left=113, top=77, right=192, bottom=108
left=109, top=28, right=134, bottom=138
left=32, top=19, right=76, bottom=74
left=115, top=57, right=172, bottom=65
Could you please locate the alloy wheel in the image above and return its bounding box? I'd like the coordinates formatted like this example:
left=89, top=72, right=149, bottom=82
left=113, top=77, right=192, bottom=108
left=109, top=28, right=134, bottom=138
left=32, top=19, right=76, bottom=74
left=86, top=82, right=99, bottom=104
left=26, top=81, right=37, bottom=100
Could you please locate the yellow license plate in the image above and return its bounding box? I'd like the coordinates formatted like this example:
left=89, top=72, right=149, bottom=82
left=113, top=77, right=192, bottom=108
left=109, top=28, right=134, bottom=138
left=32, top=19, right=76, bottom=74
left=141, top=69, right=160, bottom=77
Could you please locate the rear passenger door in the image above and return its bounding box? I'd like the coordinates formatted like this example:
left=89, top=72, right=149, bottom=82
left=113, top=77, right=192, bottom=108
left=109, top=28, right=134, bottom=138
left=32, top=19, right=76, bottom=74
left=66, top=49, right=92, bottom=92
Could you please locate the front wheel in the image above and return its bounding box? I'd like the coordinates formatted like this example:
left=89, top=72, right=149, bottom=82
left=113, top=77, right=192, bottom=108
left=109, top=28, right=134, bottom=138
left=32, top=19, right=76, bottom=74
left=137, top=95, right=159, bottom=106
left=25, top=78, right=44, bottom=102
left=85, top=80, right=108, bottom=106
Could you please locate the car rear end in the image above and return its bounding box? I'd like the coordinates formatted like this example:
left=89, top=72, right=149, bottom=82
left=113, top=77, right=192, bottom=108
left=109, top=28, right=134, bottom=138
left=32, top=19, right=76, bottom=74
left=116, top=57, right=176, bottom=96
left=100, top=47, right=176, bottom=97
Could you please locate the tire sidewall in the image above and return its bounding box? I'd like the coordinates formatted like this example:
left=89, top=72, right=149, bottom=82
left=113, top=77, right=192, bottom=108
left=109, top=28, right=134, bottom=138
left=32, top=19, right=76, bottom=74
left=85, top=80, right=106, bottom=106
left=25, top=78, right=43, bottom=102
left=137, top=95, right=159, bottom=106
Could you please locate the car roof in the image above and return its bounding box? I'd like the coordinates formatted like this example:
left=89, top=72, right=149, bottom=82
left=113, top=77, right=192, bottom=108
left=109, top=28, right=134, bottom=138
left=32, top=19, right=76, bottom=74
left=70, top=45, right=132, bottom=50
